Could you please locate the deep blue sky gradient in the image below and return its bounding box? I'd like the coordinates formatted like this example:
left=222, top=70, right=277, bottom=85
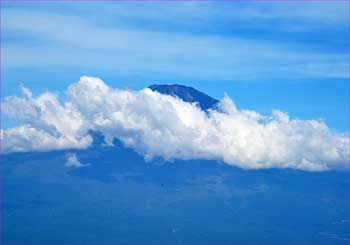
left=1, top=1, right=349, bottom=131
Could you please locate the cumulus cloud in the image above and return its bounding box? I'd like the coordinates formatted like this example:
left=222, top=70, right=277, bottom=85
left=65, top=153, right=90, bottom=168
left=2, top=76, right=349, bottom=171
left=2, top=86, right=92, bottom=153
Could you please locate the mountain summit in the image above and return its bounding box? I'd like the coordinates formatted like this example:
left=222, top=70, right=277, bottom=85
left=149, top=84, right=218, bottom=110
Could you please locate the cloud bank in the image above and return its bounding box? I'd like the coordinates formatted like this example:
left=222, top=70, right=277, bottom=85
left=2, top=76, right=349, bottom=171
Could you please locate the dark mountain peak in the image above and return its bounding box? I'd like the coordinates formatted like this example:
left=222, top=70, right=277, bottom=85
left=149, top=84, right=218, bottom=110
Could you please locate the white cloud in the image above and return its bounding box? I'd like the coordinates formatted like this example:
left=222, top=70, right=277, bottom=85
left=65, top=153, right=89, bottom=168
left=2, top=85, right=92, bottom=153
left=2, top=6, right=349, bottom=80
left=2, top=126, right=91, bottom=153
left=2, top=76, right=349, bottom=171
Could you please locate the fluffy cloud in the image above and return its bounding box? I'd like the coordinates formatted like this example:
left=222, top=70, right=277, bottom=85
left=65, top=153, right=90, bottom=168
left=2, top=85, right=92, bottom=153
left=2, top=76, right=349, bottom=171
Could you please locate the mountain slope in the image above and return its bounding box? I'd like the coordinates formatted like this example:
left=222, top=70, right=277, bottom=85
left=3, top=141, right=350, bottom=244
left=149, top=84, right=218, bottom=110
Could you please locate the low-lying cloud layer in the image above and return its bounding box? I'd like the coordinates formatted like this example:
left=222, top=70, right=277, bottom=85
left=2, top=76, right=349, bottom=171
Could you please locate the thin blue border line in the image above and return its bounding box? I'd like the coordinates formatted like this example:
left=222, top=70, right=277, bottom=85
left=0, top=0, right=349, bottom=1
left=0, top=0, right=3, bottom=244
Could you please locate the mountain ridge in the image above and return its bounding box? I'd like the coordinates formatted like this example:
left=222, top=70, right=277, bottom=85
left=149, top=84, right=218, bottom=111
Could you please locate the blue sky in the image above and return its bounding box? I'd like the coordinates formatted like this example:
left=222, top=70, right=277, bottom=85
left=1, top=1, right=349, bottom=131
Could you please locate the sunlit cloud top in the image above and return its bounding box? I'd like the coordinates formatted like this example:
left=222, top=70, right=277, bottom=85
left=2, top=76, right=349, bottom=172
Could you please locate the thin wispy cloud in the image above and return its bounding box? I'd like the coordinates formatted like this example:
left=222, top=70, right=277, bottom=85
left=2, top=2, right=349, bottom=81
